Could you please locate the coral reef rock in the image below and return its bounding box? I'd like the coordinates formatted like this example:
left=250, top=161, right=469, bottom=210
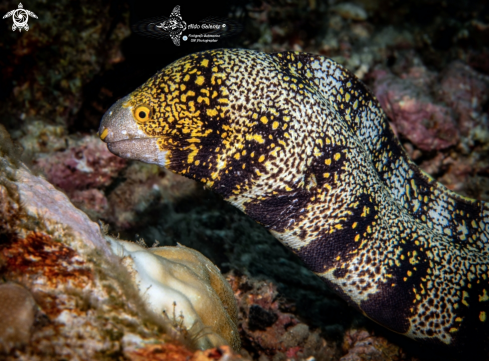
left=0, top=124, right=242, bottom=360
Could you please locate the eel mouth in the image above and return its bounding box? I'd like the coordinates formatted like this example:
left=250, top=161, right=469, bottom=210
left=105, top=137, right=168, bottom=167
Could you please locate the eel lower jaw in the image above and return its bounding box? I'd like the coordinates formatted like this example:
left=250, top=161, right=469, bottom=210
left=106, top=137, right=168, bottom=167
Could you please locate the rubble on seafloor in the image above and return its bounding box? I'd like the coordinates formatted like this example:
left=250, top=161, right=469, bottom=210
left=227, top=272, right=418, bottom=361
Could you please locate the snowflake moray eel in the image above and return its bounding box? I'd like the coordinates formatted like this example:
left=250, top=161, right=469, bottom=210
left=99, top=49, right=489, bottom=349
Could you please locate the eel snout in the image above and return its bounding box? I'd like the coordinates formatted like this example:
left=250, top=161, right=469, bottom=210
left=99, top=96, right=168, bottom=166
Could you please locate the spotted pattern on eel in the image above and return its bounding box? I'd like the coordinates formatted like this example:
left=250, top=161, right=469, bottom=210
left=99, top=49, right=489, bottom=348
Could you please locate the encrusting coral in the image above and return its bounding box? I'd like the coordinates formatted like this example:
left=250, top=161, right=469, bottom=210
left=0, top=283, right=38, bottom=354
left=107, top=238, right=241, bottom=351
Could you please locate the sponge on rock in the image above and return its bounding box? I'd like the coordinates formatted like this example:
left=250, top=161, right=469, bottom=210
left=107, top=238, right=240, bottom=351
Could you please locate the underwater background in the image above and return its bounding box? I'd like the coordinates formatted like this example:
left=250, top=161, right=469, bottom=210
left=1, top=0, right=489, bottom=360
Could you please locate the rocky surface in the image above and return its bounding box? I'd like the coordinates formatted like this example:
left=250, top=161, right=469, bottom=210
left=0, top=126, right=240, bottom=360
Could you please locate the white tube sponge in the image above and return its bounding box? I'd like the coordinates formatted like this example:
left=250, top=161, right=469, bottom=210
left=107, top=238, right=240, bottom=351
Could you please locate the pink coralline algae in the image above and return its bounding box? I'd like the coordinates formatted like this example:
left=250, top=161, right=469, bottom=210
left=227, top=273, right=338, bottom=361
left=372, top=59, right=489, bottom=152
left=33, top=134, right=198, bottom=228
left=340, top=329, right=403, bottom=361
left=437, top=61, right=489, bottom=133
left=34, top=135, right=127, bottom=218
left=372, top=68, right=459, bottom=151
left=35, top=135, right=127, bottom=193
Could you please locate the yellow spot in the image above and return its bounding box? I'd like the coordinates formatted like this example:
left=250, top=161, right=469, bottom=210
left=251, top=152, right=255, bottom=157
left=184, top=74, right=190, bottom=81
left=194, top=160, right=200, bottom=165
left=335, top=224, right=342, bottom=230
left=285, top=186, right=292, bottom=191
left=99, top=128, right=108, bottom=140
left=407, top=270, right=412, bottom=277
left=201, top=59, right=209, bottom=67
left=361, top=206, right=369, bottom=217
left=252, top=113, right=258, bottom=119
left=480, top=289, right=489, bottom=302
left=196, top=76, right=205, bottom=85
left=260, top=116, right=268, bottom=124
left=352, top=222, right=357, bottom=229
left=234, top=153, right=240, bottom=160
left=253, top=135, right=265, bottom=143
left=283, top=116, right=291, bottom=121
left=187, top=144, right=198, bottom=164
left=345, top=93, right=350, bottom=102
left=325, top=159, right=331, bottom=165
left=462, top=291, right=469, bottom=306
left=334, top=153, right=341, bottom=161
left=480, top=312, right=486, bottom=322
left=180, top=84, right=186, bottom=91
left=207, top=108, right=218, bottom=117
left=258, top=155, right=265, bottom=162
left=218, top=98, right=228, bottom=103
left=455, top=317, right=463, bottom=322
left=336, top=256, right=340, bottom=261
left=354, top=234, right=360, bottom=242
left=198, top=96, right=210, bottom=105
left=449, top=328, right=458, bottom=333
left=272, top=121, right=279, bottom=130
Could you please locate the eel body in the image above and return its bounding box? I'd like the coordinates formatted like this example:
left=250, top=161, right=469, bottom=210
left=99, top=49, right=489, bottom=349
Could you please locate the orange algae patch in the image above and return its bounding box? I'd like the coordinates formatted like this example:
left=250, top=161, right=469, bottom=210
left=0, top=232, right=93, bottom=291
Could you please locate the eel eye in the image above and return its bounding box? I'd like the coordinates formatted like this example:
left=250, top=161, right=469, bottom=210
left=134, top=104, right=152, bottom=123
